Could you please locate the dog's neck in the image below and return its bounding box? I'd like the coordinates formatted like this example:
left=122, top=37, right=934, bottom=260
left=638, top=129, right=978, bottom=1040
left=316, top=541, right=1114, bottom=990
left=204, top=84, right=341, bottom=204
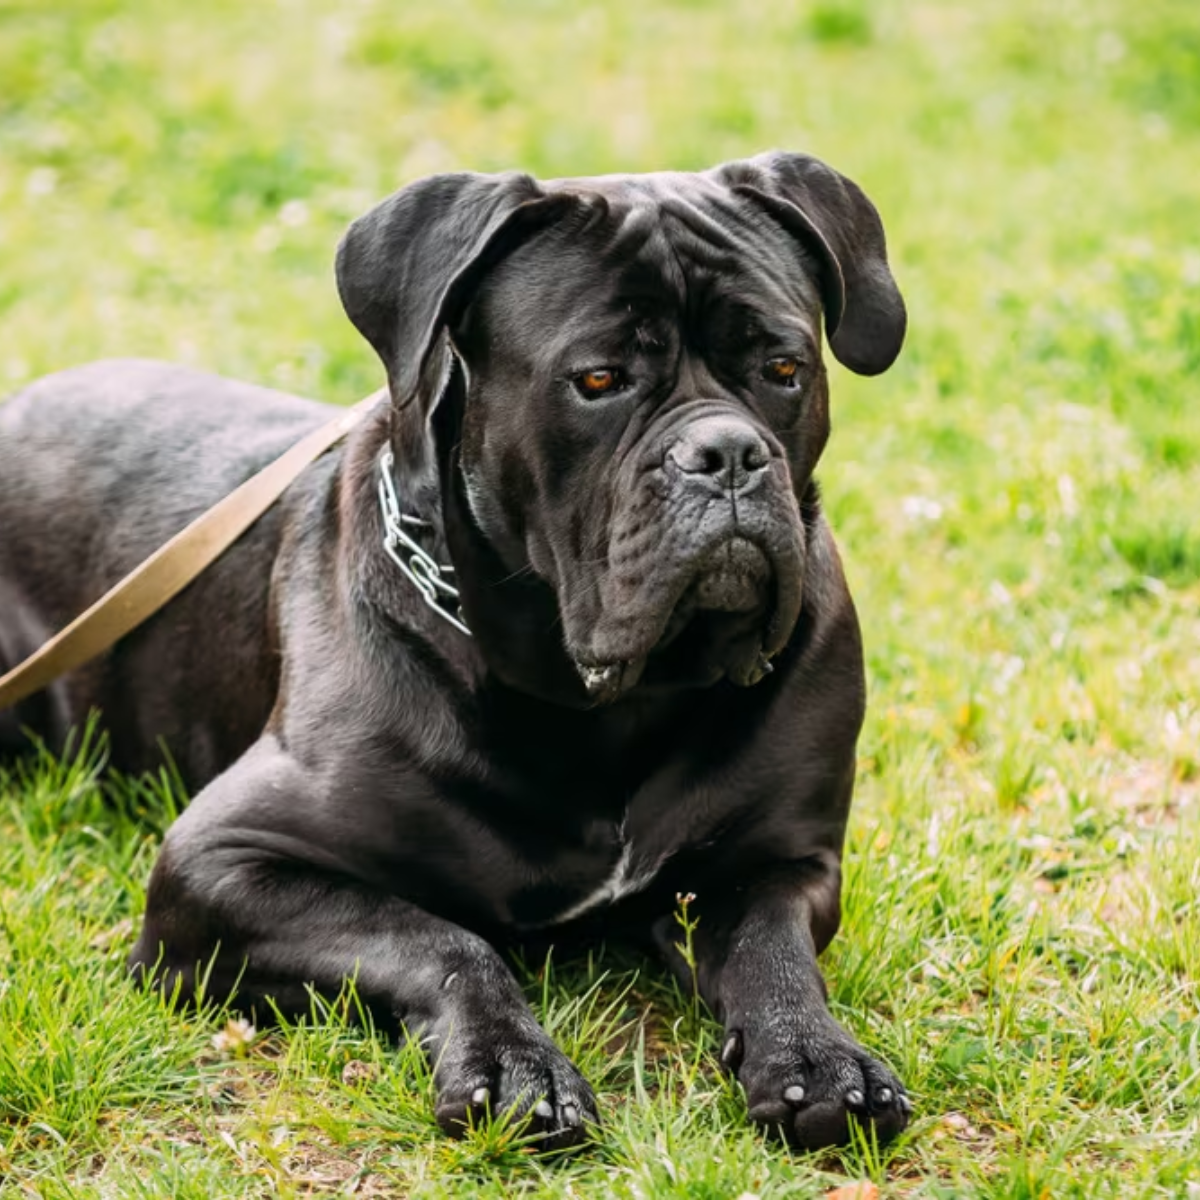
left=336, top=404, right=594, bottom=708
left=441, top=442, right=605, bottom=707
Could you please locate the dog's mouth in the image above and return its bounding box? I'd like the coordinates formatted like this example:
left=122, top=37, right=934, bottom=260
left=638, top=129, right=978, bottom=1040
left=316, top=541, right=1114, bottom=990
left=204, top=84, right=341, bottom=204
left=666, top=536, right=772, bottom=621
left=572, top=536, right=785, bottom=704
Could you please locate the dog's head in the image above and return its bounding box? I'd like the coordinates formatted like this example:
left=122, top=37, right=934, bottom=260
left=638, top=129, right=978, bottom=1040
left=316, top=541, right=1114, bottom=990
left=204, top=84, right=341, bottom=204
left=337, top=153, right=904, bottom=703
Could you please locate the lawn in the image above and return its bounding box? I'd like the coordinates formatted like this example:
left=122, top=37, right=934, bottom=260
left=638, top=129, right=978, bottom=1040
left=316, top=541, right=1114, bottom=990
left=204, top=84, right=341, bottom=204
left=1, top=0, right=1198, bottom=1195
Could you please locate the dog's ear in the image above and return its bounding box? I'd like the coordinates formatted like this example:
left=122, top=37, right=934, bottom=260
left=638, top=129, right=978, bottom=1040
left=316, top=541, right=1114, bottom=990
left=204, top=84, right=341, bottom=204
left=336, top=172, right=575, bottom=441
left=711, top=152, right=906, bottom=376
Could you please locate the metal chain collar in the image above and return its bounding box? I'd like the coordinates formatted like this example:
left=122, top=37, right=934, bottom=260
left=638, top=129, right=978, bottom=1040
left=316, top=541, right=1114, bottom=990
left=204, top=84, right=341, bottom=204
left=376, top=448, right=472, bottom=637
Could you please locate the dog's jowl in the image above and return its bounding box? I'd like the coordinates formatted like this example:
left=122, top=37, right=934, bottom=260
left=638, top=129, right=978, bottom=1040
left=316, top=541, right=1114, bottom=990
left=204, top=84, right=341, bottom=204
left=0, top=152, right=909, bottom=1151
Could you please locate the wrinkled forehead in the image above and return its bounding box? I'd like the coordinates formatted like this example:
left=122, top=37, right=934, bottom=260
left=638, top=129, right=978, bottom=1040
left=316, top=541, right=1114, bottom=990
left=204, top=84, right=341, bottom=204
left=460, top=175, right=823, bottom=353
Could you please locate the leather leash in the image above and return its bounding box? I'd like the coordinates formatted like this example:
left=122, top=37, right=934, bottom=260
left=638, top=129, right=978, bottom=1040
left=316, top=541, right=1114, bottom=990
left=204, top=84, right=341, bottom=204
left=0, top=388, right=386, bottom=713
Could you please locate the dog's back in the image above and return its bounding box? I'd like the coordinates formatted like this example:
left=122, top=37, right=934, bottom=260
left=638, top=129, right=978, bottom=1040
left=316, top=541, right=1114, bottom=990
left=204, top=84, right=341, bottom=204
left=0, top=359, right=334, bottom=782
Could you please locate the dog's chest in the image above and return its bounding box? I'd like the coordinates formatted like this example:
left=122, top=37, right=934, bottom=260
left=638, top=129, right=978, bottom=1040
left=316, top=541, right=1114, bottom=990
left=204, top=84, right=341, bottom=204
left=550, top=828, right=663, bottom=924
left=508, top=818, right=673, bottom=930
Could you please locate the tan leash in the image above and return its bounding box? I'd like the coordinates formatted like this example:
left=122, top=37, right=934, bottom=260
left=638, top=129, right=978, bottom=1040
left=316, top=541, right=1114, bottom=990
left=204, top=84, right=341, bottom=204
left=0, top=388, right=386, bottom=713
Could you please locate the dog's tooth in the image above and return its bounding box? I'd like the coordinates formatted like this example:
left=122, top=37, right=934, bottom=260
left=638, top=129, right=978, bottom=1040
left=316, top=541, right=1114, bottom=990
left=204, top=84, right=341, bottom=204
left=576, top=661, right=622, bottom=696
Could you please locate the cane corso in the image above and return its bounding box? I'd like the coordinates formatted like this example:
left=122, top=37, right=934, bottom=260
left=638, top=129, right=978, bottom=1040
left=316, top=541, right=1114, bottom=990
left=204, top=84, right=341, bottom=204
left=0, top=151, right=909, bottom=1151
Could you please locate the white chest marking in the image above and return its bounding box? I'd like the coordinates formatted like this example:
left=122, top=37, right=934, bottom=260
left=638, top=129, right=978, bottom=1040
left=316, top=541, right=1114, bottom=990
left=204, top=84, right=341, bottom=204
left=548, top=837, right=663, bottom=926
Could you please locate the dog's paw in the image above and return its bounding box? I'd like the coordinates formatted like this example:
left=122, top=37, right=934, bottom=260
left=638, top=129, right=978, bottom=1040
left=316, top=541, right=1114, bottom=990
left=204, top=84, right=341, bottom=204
left=432, top=1022, right=598, bottom=1151
left=721, top=1019, right=910, bottom=1151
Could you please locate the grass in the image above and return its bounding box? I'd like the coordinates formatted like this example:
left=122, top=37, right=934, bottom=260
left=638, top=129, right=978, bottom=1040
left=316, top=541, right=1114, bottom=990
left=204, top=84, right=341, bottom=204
left=1, top=0, right=1198, bottom=1194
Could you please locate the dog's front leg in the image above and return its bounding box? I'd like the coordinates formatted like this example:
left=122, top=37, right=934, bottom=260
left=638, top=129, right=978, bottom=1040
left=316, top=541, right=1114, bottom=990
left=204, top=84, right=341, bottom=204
left=129, top=742, right=596, bottom=1148
left=654, top=863, right=910, bottom=1150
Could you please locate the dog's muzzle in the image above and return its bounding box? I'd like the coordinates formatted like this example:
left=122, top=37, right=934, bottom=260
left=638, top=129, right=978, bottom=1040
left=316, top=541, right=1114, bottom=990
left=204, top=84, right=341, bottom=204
left=571, top=412, right=806, bottom=703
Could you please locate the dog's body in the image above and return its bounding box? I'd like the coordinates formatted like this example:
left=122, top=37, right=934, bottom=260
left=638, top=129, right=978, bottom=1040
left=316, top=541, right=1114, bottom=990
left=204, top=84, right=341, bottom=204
left=0, top=365, right=330, bottom=782
left=0, top=154, right=909, bottom=1150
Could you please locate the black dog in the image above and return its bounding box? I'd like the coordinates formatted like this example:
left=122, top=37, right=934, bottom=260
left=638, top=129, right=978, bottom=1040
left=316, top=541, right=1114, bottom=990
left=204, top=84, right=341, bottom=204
left=0, top=152, right=908, bottom=1151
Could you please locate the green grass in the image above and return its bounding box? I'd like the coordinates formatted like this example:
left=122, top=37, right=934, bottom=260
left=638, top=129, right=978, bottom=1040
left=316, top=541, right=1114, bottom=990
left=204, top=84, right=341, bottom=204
left=2, top=0, right=1199, bottom=1194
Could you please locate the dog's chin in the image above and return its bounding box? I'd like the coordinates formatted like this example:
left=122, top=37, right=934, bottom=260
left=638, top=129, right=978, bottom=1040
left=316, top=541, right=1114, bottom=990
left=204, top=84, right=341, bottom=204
left=573, top=538, right=791, bottom=704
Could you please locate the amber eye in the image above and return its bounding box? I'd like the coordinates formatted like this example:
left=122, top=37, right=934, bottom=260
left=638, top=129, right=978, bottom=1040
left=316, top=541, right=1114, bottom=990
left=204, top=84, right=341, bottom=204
left=574, top=368, right=625, bottom=398
left=763, top=356, right=801, bottom=386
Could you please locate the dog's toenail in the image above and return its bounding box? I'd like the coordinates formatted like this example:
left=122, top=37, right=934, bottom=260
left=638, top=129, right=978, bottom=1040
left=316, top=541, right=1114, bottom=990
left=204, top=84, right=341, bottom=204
left=563, top=1103, right=579, bottom=1124
left=899, top=1094, right=913, bottom=1113
left=783, top=1084, right=805, bottom=1104
left=535, top=1099, right=554, bottom=1119
left=878, top=1087, right=893, bottom=1103
left=721, top=1032, right=742, bottom=1069
left=845, top=1089, right=865, bottom=1108
left=470, top=1086, right=490, bottom=1106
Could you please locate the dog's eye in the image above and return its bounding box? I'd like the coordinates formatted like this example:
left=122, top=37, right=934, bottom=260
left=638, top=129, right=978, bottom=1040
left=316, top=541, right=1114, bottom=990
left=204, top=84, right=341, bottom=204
left=574, top=368, right=625, bottom=398
left=763, top=357, right=802, bottom=387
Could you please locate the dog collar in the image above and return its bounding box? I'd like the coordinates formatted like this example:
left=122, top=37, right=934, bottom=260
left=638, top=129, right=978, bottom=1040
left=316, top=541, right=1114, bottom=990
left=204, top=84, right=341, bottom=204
left=377, top=448, right=472, bottom=637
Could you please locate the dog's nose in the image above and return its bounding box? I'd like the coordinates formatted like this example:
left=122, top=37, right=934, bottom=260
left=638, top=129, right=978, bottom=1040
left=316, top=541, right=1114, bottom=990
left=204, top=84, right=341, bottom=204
left=668, top=417, right=770, bottom=491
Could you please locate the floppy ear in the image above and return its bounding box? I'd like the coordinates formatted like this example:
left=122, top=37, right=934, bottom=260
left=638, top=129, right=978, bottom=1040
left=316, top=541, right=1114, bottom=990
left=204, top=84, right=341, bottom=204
left=710, top=151, right=906, bottom=376
left=336, top=172, right=576, bottom=471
